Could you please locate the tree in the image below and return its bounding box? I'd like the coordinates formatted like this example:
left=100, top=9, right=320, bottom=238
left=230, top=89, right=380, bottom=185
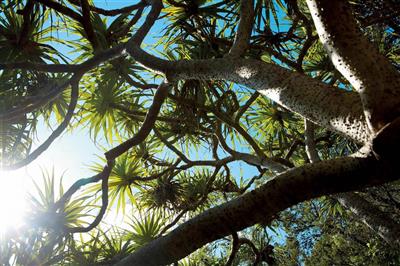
left=0, top=0, right=399, bottom=265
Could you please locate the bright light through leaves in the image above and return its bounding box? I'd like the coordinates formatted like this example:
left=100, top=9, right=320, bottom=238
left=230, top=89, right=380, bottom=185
left=0, top=170, right=27, bottom=233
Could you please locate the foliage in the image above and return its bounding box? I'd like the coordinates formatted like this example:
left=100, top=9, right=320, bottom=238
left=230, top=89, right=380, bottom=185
left=0, top=0, right=399, bottom=265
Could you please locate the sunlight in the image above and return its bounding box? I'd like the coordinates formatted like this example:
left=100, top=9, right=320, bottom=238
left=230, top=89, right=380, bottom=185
left=0, top=169, right=28, bottom=233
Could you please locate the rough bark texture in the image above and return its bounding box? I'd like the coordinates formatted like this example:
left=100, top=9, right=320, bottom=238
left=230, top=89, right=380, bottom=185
left=4, top=0, right=400, bottom=265
left=164, top=58, right=370, bottom=144
left=115, top=156, right=398, bottom=266
left=303, top=118, right=400, bottom=245
left=306, top=0, right=400, bottom=131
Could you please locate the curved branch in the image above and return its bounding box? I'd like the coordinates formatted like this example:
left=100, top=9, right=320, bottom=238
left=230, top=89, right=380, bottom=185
left=225, top=232, right=239, bottom=266
left=115, top=155, right=398, bottom=265
left=306, top=0, right=400, bottom=131
left=105, top=83, right=169, bottom=161
left=2, top=77, right=80, bottom=170
left=67, top=162, right=113, bottom=233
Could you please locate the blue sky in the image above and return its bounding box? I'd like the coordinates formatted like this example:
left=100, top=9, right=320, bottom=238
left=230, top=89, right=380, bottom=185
left=1, top=0, right=290, bottom=242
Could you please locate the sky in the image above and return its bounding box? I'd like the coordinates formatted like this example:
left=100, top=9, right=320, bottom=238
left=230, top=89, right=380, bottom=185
left=0, top=0, right=288, bottom=243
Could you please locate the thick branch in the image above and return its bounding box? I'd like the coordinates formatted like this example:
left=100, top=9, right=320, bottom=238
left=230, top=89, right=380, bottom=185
left=303, top=118, right=400, bottom=246
left=116, top=155, right=398, bottom=265
left=306, top=0, right=400, bottom=131
left=163, top=58, right=370, bottom=143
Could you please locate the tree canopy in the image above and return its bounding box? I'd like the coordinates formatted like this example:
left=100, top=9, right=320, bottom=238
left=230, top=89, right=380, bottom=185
left=0, top=0, right=400, bottom=265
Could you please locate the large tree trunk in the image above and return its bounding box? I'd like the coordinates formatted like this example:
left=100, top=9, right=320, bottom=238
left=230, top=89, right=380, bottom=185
left=306, top=0, right=400, bottom=131
left=305, top=119, right=400, bottom=245
left=115, top=156, right=398, bottom=266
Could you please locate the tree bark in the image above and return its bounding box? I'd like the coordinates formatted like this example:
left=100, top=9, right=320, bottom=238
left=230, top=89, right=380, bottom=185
left=115, top=156, right=398, bottom=266
left=160, top=57, right=371, bottom=144
left=303, top=118, right=400, bottom=246
left=306, top=0, right=400, bottom=131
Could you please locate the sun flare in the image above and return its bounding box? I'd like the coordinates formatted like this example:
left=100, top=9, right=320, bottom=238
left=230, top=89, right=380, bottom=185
left=0, top=170, right=29, bottom=233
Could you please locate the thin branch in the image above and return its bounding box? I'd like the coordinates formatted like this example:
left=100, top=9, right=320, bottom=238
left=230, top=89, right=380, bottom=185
left=153, top=129, right=191, bottom=164
left=0, top=44, right=127, bottom=121
left=0, top=62, right=81, bottom=72
left=240, top=170, right=266, bottom=193
left=79, top=0, right=99, bottom=49
left=238, top=237, right=260, bottom=264
left=304, top=118, right=320, bottom=163
left=131, top=161, right=180, bottom=182
left=35, top=0, right=82, bottom=21
left=67, top=162, right=114, bottom=233
left=0, top=75, right=77, bottom=123
left=216, top=125, right=289, bottom=173
left=235, top=91, right=259, bottom=123
left=105, top=83, right=170, bottom=161
left=2, top=77, right=81, bottom=170
left=127, top=0, right=163, bottom=46
left=225, top=232, right=239, bottom=266
left=158, top=210, right=188, bottom=237
left=228, top=0, right=254, bottom=57
left=18, top=0, right=35, bottom=45
left=67, top=0, right=146, bottom=16
left=111, top=103, right=180, bottom=124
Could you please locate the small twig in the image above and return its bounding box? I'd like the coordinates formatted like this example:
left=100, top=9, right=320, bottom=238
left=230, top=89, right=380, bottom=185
left=153, top=129, right=191, bottom=163
left=68, top=0, right=146, bottom=16
left=235, top=91, right=259, bottom=123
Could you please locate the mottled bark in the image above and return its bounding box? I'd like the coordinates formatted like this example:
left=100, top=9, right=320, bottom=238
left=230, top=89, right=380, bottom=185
left=303, top=119, right=400, bottom=246
left=124, top=42, right=372, bottom=143
left=306, top=0, right=400, bottom=131
left=115, top=156, right=398, bottom=266
left=163, top=58, right=370, bottom=144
